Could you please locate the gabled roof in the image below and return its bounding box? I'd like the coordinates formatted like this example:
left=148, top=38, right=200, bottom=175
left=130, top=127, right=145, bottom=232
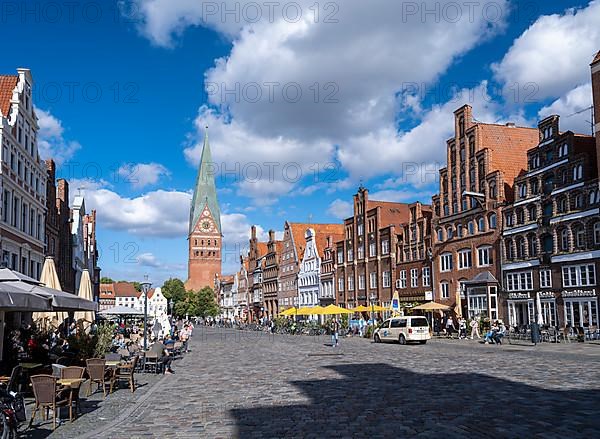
left=256, top=242, right=268, bottom=257
left=99, top=283, right=115, bottom=299
left=592, top=50, right=600, bottom=65
left=190, top=129, right=221, bottom=234
left=0, top=75, right=17, bottom=117
left=464, top=271, right=498, bottom=285
left=113, top=281, right=140, bottom=298
left=288, top=223, right=311, bottom=260
left=312, top=224, right=344, bottom=258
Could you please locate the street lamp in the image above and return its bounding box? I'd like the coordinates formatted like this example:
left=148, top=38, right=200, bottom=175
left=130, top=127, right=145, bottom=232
left=140, top=275, right=152, bottom=353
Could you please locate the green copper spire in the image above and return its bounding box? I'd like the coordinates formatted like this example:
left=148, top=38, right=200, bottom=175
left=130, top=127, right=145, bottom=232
left=189, top=127, right=221, bottom=234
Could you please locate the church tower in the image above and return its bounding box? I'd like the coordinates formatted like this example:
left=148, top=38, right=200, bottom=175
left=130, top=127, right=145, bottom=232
left=186, top=128, right=222, bottom=292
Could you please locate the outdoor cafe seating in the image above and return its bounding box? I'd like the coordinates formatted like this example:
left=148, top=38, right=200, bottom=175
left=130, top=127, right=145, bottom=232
left=29, top=375, right=73, bottom=430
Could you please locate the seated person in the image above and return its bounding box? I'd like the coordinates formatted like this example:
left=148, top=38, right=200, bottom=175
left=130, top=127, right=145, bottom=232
left=149, top=338, right=174, bottom=374
left=493, top=322, right=506, bottom=344
left=484, top=322, right=499, bottom=344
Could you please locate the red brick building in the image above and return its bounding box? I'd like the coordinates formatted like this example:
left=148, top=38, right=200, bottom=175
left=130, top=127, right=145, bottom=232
left=44, top=161, right=76, bottom=293
left=593, top=51, right=600, bottom=180
left=247, top=225, right=267, bottom=321
left=99, top=283, right=115, bottom=311
left=501, top=115, right=597, bottom=328
left=335, top=187, right=411, bottom=309
left=395, top=202, right=433, bottom=305
left=263, top=230, right=283, bottom=318
left=278, top=222, right=310, bottom=310
left=186, top=130, right=222, bottom=292
left=431, top=105, right=539, bottom=319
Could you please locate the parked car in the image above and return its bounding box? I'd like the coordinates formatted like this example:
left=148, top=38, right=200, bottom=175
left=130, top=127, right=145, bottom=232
left=373, top=316, right=431, bottom=344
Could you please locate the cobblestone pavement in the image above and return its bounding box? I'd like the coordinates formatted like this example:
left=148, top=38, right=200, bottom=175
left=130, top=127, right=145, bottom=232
left=22, top=365, right=164, bottom=439
left=38, top=328, right=600, bottom=438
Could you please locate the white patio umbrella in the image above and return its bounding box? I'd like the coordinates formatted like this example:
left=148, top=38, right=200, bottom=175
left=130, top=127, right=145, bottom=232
left=74, top=269, right=95, bottom=332
left=535, top=291, right=544, bottom=325
left=32, top=257, right=68, bottom=329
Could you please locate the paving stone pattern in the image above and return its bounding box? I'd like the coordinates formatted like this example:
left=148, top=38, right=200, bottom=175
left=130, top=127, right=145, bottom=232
left=34, top=328, right=600, bottom=438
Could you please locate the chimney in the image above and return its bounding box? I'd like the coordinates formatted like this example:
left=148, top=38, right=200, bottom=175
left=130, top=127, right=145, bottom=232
left=505, top=122, right=515, bottom=127
left=327, top=235, right=332, bottom=248
left=268, top=229, right=275, bottom=242
left=251, top=225, right=256, bottom=240
left=57, top=178, right=69, bottom=204
left=45, top=159, right=56, bottom=180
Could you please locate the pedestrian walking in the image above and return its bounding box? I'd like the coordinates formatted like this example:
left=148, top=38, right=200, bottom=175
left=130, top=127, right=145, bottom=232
left=330, top=319, right=340, bottom=347
left=458, top=317, right=467, bottom=339
left=470, top=317, right=481, bottom=339
left=445, top=315, right=455, bottom=338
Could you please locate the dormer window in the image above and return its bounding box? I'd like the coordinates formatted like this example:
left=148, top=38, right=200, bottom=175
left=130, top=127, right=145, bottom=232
left=558, top=144, right=568, bottom=157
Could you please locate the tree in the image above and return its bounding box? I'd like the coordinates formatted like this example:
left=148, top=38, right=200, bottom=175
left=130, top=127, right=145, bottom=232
left=173, top=287, right=219, bottom=318
left=161, top=278, right=186, bottom=303
left=100, top=277, right=114, bottom=284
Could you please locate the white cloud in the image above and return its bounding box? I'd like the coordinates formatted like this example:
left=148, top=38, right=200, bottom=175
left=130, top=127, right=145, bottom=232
left=137, top=252, right=163, bottom=268
left=368, top=189, right=434, bottom=204
left=118, top=162, right=171, bottom=189
left=36, top=108, right=81, bottom=164
left=538, top=83, right=594, bottom=135
left=493, top=1, right=600, bottom=99
left=136, top=1, right=508, bottom=203
left=327, top=199, right=352, bottom=220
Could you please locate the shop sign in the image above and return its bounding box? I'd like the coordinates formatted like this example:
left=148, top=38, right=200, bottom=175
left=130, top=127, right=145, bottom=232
left=508, top=292, right=530, bottom=300
left=425, top=291, right=433, bottom=301
left=538, top=291, right=555, bottom=299
left=562, top=289, right=597, bottom=298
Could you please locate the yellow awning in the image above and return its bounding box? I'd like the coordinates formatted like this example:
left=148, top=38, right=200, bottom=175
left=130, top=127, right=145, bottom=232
left=353, top=305, right=371, bottom=312
left=321, top=304, right=354, bottom=315
left=279, top=307, right=297, bottom=316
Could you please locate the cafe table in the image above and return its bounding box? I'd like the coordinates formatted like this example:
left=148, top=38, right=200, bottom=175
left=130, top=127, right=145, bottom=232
left=105, top=360, right=121, bottom=368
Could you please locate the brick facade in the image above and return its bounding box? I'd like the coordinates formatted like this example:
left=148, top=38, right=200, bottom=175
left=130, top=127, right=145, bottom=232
left=431, top=105, right=539, bottom=319
left=501, top=96, right=599, bottom=328
left=335, top=187, right=410, bottom=309
left=395, top=202, right=433, bottom=304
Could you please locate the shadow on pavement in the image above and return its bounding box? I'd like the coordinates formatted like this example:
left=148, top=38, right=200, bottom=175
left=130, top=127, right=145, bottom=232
left=230, top=363, right=600, bottom=437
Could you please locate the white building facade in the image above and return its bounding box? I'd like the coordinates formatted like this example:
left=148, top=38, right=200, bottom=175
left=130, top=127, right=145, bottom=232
left=298, top=228, right=321, bottom=308
left=0, top=68, right=46, bottom=278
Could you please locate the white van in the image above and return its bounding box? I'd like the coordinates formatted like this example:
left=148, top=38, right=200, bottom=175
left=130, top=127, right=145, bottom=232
left=373, top=316, right=431, bottom=344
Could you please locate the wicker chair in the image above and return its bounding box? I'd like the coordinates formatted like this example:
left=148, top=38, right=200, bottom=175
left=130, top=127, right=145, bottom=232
left=110, top=356, right=138, bottom=393
left=29, top=375, right=71, bottom=430
left=60, top=367, right=85, bottom=417
left=85, top=359, right=113, bottom=398
left=0, top=365, right=22, bottom=393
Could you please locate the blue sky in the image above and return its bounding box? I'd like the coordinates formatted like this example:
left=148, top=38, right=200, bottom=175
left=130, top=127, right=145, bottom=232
left=1, top=0, right=599, bottom=286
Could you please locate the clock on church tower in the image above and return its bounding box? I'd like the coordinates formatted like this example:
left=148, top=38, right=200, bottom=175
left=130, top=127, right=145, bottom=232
left=185, top=129, right=222, bottom=292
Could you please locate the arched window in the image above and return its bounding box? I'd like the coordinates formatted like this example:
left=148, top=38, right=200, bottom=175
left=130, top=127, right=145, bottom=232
left=516, top=237, right=526, bottom=258
left=574, top=225, right=585, bottom=248
left=505, top=239, right=514, bottom=260
left=527, top=234, right=538, bottom=256
left=573, top=165, right=583, bottom=181
left=468, top=221, right=475, bottom=235
left=437, top=228, right=444, bottom=243
left=489, top=180, right=497, bottom=199
left=558, top=197, right=567, bottom=213
left=457, top=224, right=463, bottom=237
left=446, top=226, right=454, bottom=240
left=516, top=208, right=525, bottom=225
left=590, top=190, right=599, bottom=205
left=594, top=222, right=600, bottom=245
left=560, top=229, right=569, bottom=251
left=477, top=217, right=485, bottom=232
left=489, top=213, right=497, bottom=229
left=528, top=205, right=537, bottom=222
left=573, top=193, right=583, bottom=209
left=469, top=136, right=475, bottom=156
